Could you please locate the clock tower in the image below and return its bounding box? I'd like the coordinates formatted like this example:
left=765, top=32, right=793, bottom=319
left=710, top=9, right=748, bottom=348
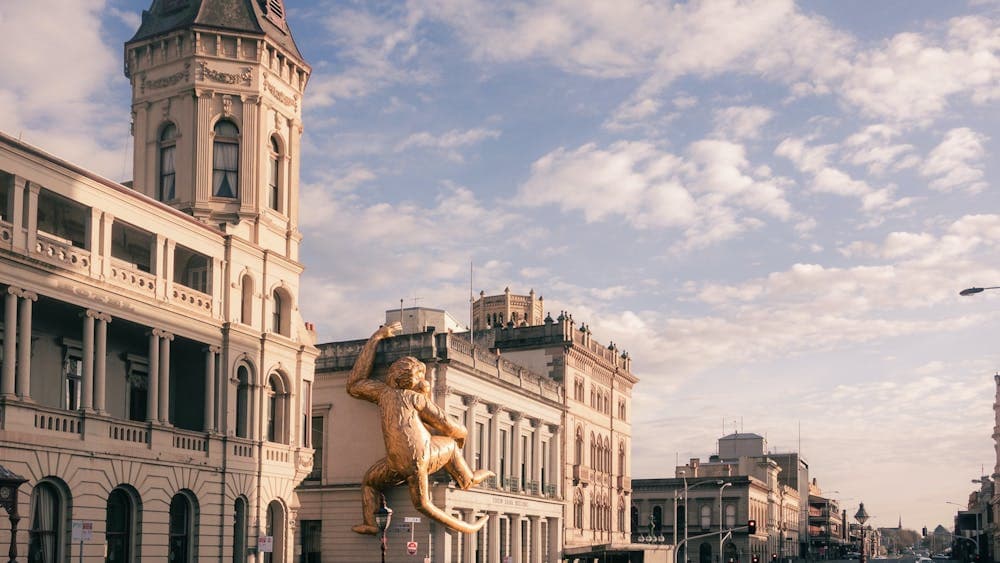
left=125, top=0, right=310, bottom=259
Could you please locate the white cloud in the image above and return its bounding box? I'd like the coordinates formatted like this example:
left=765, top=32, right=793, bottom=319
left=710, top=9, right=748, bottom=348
left=395, top=127, right=501, bottom=160
left=841, top=124, right=917, bottom=175
left=0, top=0, right=129, bottom=179
left=516, top=138, right=795, bottom=251
left=920, top=127, right=989, bottom=193
left=712, top=106, right=774, bottom=140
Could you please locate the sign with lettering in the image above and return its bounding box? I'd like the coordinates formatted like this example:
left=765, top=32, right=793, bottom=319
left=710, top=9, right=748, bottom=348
left=406, top=541, right=418, bottom=555
left=71, top=521, right=93, bottom=541
left=258, top=536, right=273, bottom=553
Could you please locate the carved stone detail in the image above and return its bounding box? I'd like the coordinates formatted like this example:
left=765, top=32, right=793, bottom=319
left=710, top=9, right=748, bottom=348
left=197, top=62, right=252, bottom=86
left=140, top=62, right=191, bottom=94
left=263, top=75, right=299, bottom=111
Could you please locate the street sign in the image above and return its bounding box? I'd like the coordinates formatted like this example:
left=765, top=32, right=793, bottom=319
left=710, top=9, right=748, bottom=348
left=258, top=536, right=274, bottom=553
left=406, top=540, right=418, bottom=555
left=404, top=517, right=422, bottom=523
left=71, top=521, right=93, bottom=541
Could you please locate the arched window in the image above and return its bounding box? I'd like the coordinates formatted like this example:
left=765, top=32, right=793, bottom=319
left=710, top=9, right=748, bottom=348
left=233, top=496, right=249, bottom=563
left=268, top=136, right=281, bottom=211
left=653, top=505, right=663, bottom=534
left=241, top=274, right=253, bottom=325
left=106, top=487, right=139, bottom=563
left=169, top=492, right=198, bottom=563
left=28, top=480, right=68, bottom=562
left=618, top=441, right=626, bottom=476
left=725, top=504, right=736, bottom=528
left=574, top=427, right=583, bottom=465
left=590, top=433, right=597, bottom=469
left=677, top=503, right=686, bottom=531
left=266, top=373, right=288, bottom=444
left=159, top=123, right=177, bottom=201
left=272, top=288, right=291, bottom=336
left=618, top=496, right=626, bottom=532
left=235, top=366, right=250, bottom=438
left=574, top=490, right=584, bottom=528
left=212, top=120, right=240, bottom=198
left=631, top=505, right=639, bottom=535
left=264, top=500, right=285, bottom=563
left=700, top=505, right=711, bottom=529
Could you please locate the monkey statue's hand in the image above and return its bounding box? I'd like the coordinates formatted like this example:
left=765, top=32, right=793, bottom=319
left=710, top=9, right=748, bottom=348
left=374, top=321, right=402, bottom=339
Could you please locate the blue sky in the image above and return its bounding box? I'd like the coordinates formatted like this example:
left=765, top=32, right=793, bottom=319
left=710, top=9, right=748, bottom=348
left=2, top=0, right=999, bottom=530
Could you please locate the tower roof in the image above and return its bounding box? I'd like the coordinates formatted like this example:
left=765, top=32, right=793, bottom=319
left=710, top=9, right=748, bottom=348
left=128, top=0, right=304, bottom=61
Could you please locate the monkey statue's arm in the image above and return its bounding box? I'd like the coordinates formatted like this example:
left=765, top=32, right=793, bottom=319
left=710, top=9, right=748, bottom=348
left=416, top=394, right=468, bottom=446
left=346, top=322, right=401, bottom=403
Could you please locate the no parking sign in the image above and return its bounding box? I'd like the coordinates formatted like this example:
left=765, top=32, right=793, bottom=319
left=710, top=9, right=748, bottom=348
left=406, top=540, right=418, bottom=555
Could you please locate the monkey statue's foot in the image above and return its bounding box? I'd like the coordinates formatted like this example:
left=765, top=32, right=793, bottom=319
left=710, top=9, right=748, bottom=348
left=471, top=469, right=495, bottom=487
left=352, top=524, right=379, bottom=535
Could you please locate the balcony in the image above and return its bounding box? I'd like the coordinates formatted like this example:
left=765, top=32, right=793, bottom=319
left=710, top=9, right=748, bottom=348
left=526, top=480, right=539, bottom=495
left=0, top=397, right=275, bottom=471
left=573, top=464, right=592, bottom=486
left=543, top=484, right=557, bottom=497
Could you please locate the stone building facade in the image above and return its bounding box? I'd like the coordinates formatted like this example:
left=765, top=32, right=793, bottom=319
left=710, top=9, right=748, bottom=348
left=299, top=322, right=564, bottom=562
left=491, top=313, right=638, bottom=561
left=0, top=0, right=317, bottom=561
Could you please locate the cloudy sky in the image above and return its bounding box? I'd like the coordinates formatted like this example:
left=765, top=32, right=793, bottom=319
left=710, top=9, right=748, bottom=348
left=3, top=0, right=1000, bottom=530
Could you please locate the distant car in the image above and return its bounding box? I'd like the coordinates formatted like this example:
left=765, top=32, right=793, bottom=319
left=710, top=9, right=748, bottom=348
left=846, top=553, right=861, bottom=560
left=917, top=557, right=934, bottom=563
left=931, top=555, right=949, bottom=560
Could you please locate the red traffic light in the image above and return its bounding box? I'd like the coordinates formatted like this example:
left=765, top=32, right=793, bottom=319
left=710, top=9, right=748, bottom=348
left=748, top=519, right=756, bottom=534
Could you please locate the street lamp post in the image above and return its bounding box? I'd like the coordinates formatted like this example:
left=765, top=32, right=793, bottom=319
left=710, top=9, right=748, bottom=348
left=680, top=472, right=725, bottom=563
left=720, top=482, right=733, bottom=563
left=947, top=500, right=981, bottom=561
left=374, top=494, right=393, bottom=563
left=855, top=503, right=870, bottom=563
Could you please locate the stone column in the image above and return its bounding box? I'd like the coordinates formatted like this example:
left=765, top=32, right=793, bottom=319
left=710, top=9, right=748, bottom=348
left=547, top=516, right=562, bottom=563
left=463, top=395, right=480, bottom=469
left=510, top=513, right=523, bottom=563
left=1, top=288, right=18, bottom=396
left=156, top=329, right=173, bottom=424
left=15, top=291, right=36, bottom=399
left=204, top=346, right=219, bottom=432
left=489, top=511, right=501, bottom=563
left=463, top=511, right=475, bottom=563
left=488, top=404, right=501, bottom=477
left=529, top=515, right=543, bottom=563
left=147, top=331, right=159, bottom=422
left=10, top=176, right=26, bottom=249
left=532, top=419, right=543, bottom=493
left=24, top=183, right=39, bottom=253
left=548, top=424, right=561, bottom=498
left=81, top=311, right=96, bottom=411
left=94, top=313, right=110, bottom=412
left=510, top=411, right=523, bottom=491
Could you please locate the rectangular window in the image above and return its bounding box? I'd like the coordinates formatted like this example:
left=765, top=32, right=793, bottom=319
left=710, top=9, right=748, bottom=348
left=111, top=221, right=153, bottom=273
left=301, top=520, right=321, bottom=563
left=37, top=188, right=89, bottom=249
left=60, top=338, right=82, bottom=411
left=309, top=416, right=323, bottom=480
left=302, top=381, right=312, bottom=447
left=499, top=429, right=508, bottom=482
left=124, top=354, right=149, bottom=422
left=0, top=171, right=11, bottom=223
left=474, top=421, right=484, bottom=470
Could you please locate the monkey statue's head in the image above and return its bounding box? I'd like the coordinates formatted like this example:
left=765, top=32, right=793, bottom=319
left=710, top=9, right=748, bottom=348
left=387, top=356, right=427, bottom=392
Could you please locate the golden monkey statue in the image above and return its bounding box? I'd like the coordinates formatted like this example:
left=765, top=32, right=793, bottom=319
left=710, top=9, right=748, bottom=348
left=347, top=322, right=494, bottom=535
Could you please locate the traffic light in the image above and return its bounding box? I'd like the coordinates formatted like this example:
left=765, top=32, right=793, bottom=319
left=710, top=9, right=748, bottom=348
left=752, top=556, right=759, bottom=563
left=748, top=519, right=756, bottom=534
left=772, top=555, right=778, bottom=561
left=922, top=527, right=928, bottom=537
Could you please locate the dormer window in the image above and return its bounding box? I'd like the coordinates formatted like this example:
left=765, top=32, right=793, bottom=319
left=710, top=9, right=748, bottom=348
left=212, top=121, right=239, bottom=199
left=261, top=0, right=286, bottom=25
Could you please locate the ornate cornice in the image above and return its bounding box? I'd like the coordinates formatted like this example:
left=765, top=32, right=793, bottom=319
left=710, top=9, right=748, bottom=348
left=140, top=62, right=191, bottom=94
left=264, top=75, right=299, bottom=111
